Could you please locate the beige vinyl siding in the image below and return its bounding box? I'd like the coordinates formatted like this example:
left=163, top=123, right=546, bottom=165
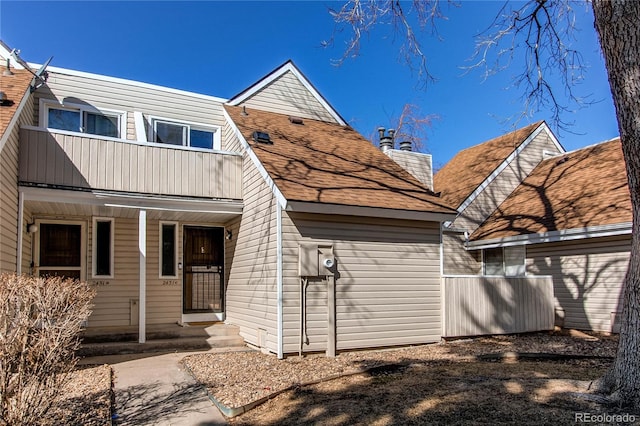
left=442, top=231, right=482, bottom=275
left=281, top=213, right=442, bottom=354
left=224, top=152, right=279, bottom=352
left=0, top=96, right=34, bottom=273
left=442, top=276, right=554, bottom=337
left=19, top=128, right=243, bottom=199
left=454, top=131, right=562, bottom=231
left=386, top=150, right=434, bottom=191
left=526, top=235, right=630, bottom=332
left=239, top=71, right=337, bottom=123
left=222, top=120, right=242, bottom=152
left=35, top=71, right=227, bottom=142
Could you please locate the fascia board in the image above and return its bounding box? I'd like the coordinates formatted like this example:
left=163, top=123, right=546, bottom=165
left=466, top=222, right=632, bottom=250
left=227, top=62, right=346, bottom=126
left=286, top=201, right=457, bottom=222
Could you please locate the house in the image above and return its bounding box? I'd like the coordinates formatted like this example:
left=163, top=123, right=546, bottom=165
left=435, top=119, right=630, bottom=335
left=0, top=42, right=458, bottom=358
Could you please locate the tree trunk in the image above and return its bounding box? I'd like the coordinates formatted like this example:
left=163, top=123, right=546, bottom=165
left=592, top=0, right=640, bottom=409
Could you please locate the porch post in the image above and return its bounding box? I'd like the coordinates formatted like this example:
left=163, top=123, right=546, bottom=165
left=16, top=191, right=24, bottom=274
left=138, top=209, right=147, bottom=344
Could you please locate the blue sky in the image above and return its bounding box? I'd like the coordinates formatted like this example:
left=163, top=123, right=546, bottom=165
left=0, top=1, right=618, bottom=167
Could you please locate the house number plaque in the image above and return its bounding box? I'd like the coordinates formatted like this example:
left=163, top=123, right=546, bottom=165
left=162, top=280, right=179, bottom=286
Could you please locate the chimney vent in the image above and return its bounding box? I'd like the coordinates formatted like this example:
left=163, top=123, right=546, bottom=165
left=399, top=141, right=412, bottom=152
left=378, top=127, right=395, bottom=153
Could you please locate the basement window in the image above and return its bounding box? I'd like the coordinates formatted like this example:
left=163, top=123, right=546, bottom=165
left=483, top=246, right=525, bottom=277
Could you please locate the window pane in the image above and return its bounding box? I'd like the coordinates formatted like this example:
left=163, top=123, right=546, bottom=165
left=85, top=112, right=119, bottom=138
left=161, top=224, right=176, bottom=276
left=40, top=224, right=81, bottom=267
left=48, top=108, right=80, bottom=132
left=155, top=122, right=186, bottom=145
left=190, top=129, right=214, bottom=149
left=95, top=221, right=112, bottom=276
left=504, top=246, right=526, bottom=276
left=484, top=248, right=504, bottom=276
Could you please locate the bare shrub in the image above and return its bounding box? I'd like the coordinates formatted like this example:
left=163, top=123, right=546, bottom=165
left=0, top=274, right=95, bottom=425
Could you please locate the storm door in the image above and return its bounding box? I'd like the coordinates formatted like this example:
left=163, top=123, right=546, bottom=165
left=183, top=226, right=224, bottom=313
left=37, top=222, right=84, bottom=280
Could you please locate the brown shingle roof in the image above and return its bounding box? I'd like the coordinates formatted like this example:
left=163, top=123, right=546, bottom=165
left=433, top=121, right=544, bottom=209
left=471, top=139, right=630, bottom=241
left=0, top=68, right=32, bottom=140
left=225, top=105, right=456, bottom=215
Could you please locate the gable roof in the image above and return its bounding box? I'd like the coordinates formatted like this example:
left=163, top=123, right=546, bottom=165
left=225, top=105, right=456, bottom=220
left=0, top=67, right=33, bottom=151
left=434, top=121, right=546, bottom=209
left=227, top=60, right=346, bottom=125
left=470, top=138, right=630, bottom=242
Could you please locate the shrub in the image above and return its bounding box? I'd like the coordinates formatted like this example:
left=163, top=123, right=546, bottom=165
left=0, top=274, right=95, bottom=425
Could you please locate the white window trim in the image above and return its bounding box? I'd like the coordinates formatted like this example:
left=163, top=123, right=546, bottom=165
left=148, top=115, right=221, bottom=150
left=92, top=217, right=115, bottom=279
left=39, top=98, right=127, bottom=139
left=159, top=221, right=179, bottom=279
left=34, top=219, right=87, bottom=282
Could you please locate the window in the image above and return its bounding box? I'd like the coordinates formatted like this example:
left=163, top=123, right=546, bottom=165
left=37, top=221, right=85, bottom=280
left=42, top=100, right=124, bottom=138
left=93, top=218, right=114, bottom=278
left=160, top=222, right=178, bottom=278
left=483, top=246, right=526, bottom=276
left=151, top=118, right=219, bottom=150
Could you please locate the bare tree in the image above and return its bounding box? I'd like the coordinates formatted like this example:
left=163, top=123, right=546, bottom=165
left=328, top=0, right=640, bottom=409
left=372, top=103, right=437, bottom=152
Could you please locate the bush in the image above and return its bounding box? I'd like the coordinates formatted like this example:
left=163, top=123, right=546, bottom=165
left=0, top=274, right=95, bottom=425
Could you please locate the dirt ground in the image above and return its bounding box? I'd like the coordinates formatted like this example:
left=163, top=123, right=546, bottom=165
left=184, top=331, right=640, bottom=425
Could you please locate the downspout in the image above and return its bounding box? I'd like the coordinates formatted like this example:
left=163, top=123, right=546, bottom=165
left=439, top=222, right=445, bottom=338
left=276, top=204, right=283, bottom=359
left=16, top=191, right=24, bottom=274
left=138, top=209, right=147, bottom=344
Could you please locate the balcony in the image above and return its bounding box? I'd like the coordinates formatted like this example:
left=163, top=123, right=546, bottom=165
left=19, top=127, right=243, bottom=200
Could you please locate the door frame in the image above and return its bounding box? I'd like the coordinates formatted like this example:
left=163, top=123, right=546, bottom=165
left=180, top=224, right=225, bottom=323
left=33, top=219, right=87, bottom=281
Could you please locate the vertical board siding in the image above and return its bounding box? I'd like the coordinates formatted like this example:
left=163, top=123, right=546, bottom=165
left=224, top=150, right=278, bottom=352
left=240, top=71, right=337, bottom=123
left=19, top=128, right=243, bottom=200
left=0, top=96, right=34, bottom=273
left=386, top=150, right=434, bottom=191
left=443, top=276, right=554, bottom=337
left=526, top=236, right=630, bottom=332
left=281, top=213, right=442, bottom=354
left=454, top=132, right=563, bottom=231
left=442, top=231, right=482, bottom=275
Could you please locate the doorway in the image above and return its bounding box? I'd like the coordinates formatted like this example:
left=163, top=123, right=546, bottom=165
left=182, top=226, right=224, bottom=314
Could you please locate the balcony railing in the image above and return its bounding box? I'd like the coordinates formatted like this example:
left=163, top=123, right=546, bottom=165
left=19, top=128, right=243, bottom=200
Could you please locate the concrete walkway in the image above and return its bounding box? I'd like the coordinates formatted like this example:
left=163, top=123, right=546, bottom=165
left=81, top=351, right=227, bottom=426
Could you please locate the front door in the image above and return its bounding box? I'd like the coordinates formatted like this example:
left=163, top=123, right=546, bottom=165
left=36, top=222, right=85, bottom=280
left=183, top=226, right=224, bottom=314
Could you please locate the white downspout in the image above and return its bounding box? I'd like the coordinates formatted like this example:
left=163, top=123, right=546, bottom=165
left=16, top=191, right=24, bottom=274
left=138, top=209, right=147, bottom=343
left=276, top=204, right=283, bottom=359
left=440, top=223, right=445, bottom=339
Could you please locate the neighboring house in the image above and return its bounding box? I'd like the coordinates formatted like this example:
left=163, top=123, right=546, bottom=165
left=0, top=42, right=458, bottom=357
left=467, top=139, right=631, bottom=333
left=435, top=118, right=630, bottom=335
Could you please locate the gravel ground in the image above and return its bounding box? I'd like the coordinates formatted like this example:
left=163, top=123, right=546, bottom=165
left=183, top=330, right=618, bottom=410
left=45, top=364, right=112, bottom=426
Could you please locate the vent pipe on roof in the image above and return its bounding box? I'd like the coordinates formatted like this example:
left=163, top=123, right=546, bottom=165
left=3, top=58, right=14, bottom=77
left=378, top=127, right=395, bottom=153
left=399, top=141, right=412, bottom=152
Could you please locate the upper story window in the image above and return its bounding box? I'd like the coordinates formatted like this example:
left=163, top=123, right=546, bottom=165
left=483, top=246, right=526, bottom=277
left=150, top=117, right=220, bottom=150
left=41, top=100, right=125, bottom=139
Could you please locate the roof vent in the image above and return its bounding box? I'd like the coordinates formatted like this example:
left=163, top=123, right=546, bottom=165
left=399, top=141, right=412, bottom=152
left=0, top=91, right=14, bottom=107
left=378, top=127, right=395, bottom=153
left=3, top=58, right=14, bottom=77
left=253, top=131, right=272, bottom=144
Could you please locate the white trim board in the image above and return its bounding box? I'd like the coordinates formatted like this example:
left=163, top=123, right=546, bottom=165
left=227, top=61, right=346, bottom=126
left=466, top=222, right=632, bottom=250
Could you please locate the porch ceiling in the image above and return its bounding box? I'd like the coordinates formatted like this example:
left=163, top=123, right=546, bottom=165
left=22, top=186, right=243, bottom=223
